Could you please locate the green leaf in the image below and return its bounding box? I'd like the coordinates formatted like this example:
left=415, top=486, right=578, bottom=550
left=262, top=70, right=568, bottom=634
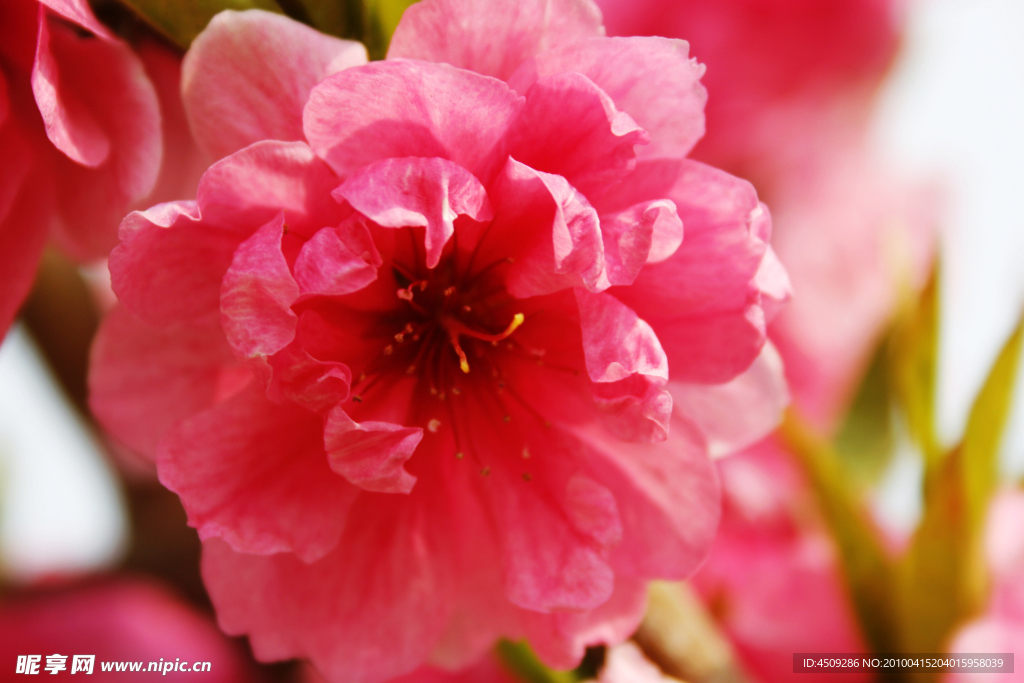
left=889, top=262, right=941, bottom=465
left=894, top=309, right=1024, bottom=654
left=962, top=310, right=1024, bottom=530
left=361, top=0, right=418, bottom=58
left=781, top=411, right=899, bottom=654
left=495, top=641, right=581, bottom=683
left=834, top=334, right=895, bottom=486
left=118, top=0, right=285, bottom=49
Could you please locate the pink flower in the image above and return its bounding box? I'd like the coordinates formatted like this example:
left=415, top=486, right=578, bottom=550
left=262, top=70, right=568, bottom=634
left=89, top=1, right=790, bottom=680
left=691, top=440, right=869, bottom=683
left=0, top=579, right=260, bottom=682
left=945, top=491, right=1024, bottom=683
left=0, top=0, right=204, bottom=333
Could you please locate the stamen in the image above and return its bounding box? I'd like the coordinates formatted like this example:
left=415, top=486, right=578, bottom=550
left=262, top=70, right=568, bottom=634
left=428, top=419, right=441, bottom=433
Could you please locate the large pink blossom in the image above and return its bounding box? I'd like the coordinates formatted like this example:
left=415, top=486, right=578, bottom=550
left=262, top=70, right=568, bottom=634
left=0, top=579, right=260, bottom=681
left=0, top=0, right=204, bottom=333
left=89, top=1, right=790, bottom=680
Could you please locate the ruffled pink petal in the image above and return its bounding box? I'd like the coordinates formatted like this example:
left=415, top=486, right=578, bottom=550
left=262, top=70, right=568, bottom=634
left=334, top=157, right=493, bottom=268
left=670, top=341, right=789, bottom=459
left=387, top=0, right=604, bottom=81
left=293, top=221, right=381, bottom=297
left=111, top=141, right=340, bottom=326
left=182, top=9, right=367, bottom=161
left=489, top=158, right=606, bottom=297
left=509, top=37, right=706, bottom=159
left=592, top=374, right=672, bottom=443
left=263, top=339, right=353, bottom=415
left=35, top=11, right=163, bottom=260
left=159, top=386, right=358, bottom=562
left=754, top=245, right=791, bottom=323
left=220, top=214, right=300, bottom=360
left=324, top=406, right=422, bottom=494
left=197, top=140, right=343, bottom=237
left=600, top=199, right=682, bottom=286
left=504, top=72, right=647, bottom=197
left=89, top=306, right=243, bottom=461
left=304, top=60, right=522, bottom=181
left=575, top=289, right=668, bottom=383
left=608, top=159, right=776, bottom=383
left=202, top=496, right=451, bottom=682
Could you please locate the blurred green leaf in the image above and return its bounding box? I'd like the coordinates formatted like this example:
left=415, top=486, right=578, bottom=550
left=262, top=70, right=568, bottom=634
left=361, top=0, right=418, bottom=58
left=118, top=0, right=284, bottom=48
left=835, top=335, right=895, bottom=486
left=961, top=311, right=1024, bottom=529
left=889, top=263, right=941, bottom=465
left=781, top=411, right=899, bottom=654
left=895, top=309, right=1023, bottom=656
left=495, top=641, right=581, bottom=683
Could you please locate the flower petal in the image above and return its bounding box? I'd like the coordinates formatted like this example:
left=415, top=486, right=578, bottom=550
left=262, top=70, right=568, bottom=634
left=608, top=159, right=779, bottom=383
left=324, top=406, right=422, bottom=494
left=334, top=157, right=493, bottom=268
left=89, top=307, right=242, bottom=461
left=0, top=123, right=48, bottom=335
left=509, top=36, right=706, bottom=159
left=32, top=9, right=109, bottom=168
left=159, top=386, right=358, bottom=562
left=388, top=0, right=603, bottom=81
left=575, top=289, right=668, bottom=383
left=182, top=9, right=367, bottom=161
left=220, top=214, right=300, bottom=360
left=293, top=221, right=381, bottom=297
left=36, top=12, right=163, bottom=260
left=600, top=199, right=682, bottom=286
left=592, top=374, right=673, bottom=443
left=504, top=72, right=647, bottom=197
left=202, top=496, right=450, bottom=682
left=110, top=141, right=341, bottom=326
left=670, top=341, right=789, bottom=459
left=304, top=60, right=522, bottom=181
left=490, top=158, right=607, bottom=297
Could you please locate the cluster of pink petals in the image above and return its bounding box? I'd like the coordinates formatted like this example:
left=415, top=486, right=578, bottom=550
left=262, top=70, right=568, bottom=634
left=0, top=0, right=205, bottom=333
left=0, top=579, right=259, bottom=682
left=946, top=491, right=1024, bottom=683
left=690, top=441, right=868, bottom=683
left=90, top=0, right=791, bottom=680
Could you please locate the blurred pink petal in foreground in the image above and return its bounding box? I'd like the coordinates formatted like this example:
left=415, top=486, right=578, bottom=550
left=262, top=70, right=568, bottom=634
left=691, top=440, right=869, bottom=683
left=0, top=0, right=204, bottom=334
left=946, top=491, right=1024, bottom=683
left=90, top=1, right=792, bottom=680
left=0, top=579, right=259, bottom=682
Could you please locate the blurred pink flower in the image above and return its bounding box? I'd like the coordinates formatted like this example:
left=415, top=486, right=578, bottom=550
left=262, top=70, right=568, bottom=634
left=89, top=1, right=790, bottom=680
left=691, top=440, right=869, bottom=683
left=0, top=579, right=260, bottom=682
left=946, top=491, right=1024, bottom=683
left=595, top=0, right=935, bottom=428
left=595, top=0, right=901, bottom=182
left=0, top=0, right=205, bottom=333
